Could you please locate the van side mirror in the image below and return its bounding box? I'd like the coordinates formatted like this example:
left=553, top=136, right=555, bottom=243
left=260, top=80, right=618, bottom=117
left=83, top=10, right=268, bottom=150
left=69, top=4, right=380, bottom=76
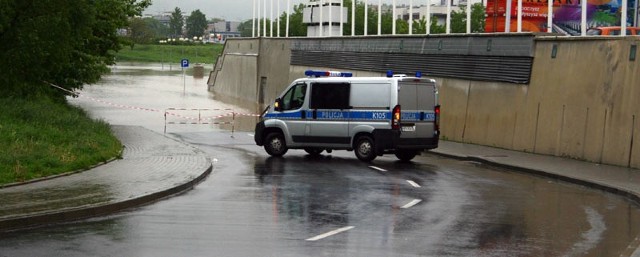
left=274, top=98, right=282, bottom=112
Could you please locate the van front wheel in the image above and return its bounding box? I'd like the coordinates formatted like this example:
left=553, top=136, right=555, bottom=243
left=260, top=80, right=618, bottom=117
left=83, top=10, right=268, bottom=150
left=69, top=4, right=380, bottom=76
left=354, top=136, right=376, bottom=162
left=264, top=132, right=288, bottom=157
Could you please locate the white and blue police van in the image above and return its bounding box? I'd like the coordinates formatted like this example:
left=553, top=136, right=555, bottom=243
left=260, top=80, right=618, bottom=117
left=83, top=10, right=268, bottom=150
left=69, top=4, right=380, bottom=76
left=254, top=70, right=440, bottom=162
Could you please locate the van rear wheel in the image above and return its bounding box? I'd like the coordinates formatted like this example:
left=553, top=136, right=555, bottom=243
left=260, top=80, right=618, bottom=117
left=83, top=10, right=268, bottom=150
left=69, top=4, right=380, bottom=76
left=395, top=150, right=418, bottom=162
left=354, top=136, right=376, bottom=162
left=264, top=132, right=288, bottom=157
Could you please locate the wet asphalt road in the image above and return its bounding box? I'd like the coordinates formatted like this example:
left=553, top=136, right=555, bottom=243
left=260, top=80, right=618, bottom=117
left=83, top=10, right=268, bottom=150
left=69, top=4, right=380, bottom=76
left=0, top=63, right=639, bottom=256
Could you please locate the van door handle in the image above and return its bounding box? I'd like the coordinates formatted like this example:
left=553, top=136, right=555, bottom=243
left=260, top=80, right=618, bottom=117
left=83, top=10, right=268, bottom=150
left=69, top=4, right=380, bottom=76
left=312, top=110, right=317, bottom=119
left=301, top=110, right=306, bottom=119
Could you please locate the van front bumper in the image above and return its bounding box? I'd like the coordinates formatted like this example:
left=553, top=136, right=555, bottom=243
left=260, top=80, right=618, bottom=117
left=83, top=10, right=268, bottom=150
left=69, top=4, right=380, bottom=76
left=254, top=121, right=266, bottom=146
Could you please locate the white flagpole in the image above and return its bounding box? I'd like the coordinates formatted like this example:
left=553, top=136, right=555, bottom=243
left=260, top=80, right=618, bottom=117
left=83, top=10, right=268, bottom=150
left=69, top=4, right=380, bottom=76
left=340, top=0, right=344, bottom=36
left=505, top=0, right=511, bottom=32
left=320, top=0, right=324, bottom=36
left=622, top=0, right=628, bottom=35
left=378, top=0, right=382, bottom=35
left=277, top=0, right=281, bottom=37
left=352, top=0, right=355, bottom=35
left=258, top=0, right=262, bottom=36
left=330, top=0, right=333, bottom=36
left=409, top=0, right=413, bottom=35
left=517, top=0, right=522, bottom=32
left=547, top=0, right=552, bottom=32
left=427, top=0, right=431, bottom=34
left=286, top=0, right=291, bottom=37
left=270, top=0, right=273, bottom=37
left=581, top=0, right=586, bottom=36
left=364, top=0, right=368, bottom=35
left=392, top=0, right=396, bottom=35
left=252, top=0, right=256, bottom=37
left=263, top=0, right=267, bottom=36
left=467, top=0, right=471, bottom=33
left=446, top=0, right=451, bottom=34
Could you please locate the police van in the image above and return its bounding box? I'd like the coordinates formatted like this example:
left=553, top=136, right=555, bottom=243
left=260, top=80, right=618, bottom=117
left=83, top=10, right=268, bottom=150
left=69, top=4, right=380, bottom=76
left=254, top=70, right=440, bottom=162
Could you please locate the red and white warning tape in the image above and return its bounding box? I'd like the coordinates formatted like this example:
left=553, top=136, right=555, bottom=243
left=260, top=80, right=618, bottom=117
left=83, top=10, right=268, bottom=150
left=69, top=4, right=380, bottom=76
left=48, top=82, right=263, bottom=123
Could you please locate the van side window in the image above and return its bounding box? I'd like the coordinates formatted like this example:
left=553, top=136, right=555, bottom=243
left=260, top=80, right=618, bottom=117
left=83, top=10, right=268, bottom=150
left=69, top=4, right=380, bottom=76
left=310, top=83, right=351, bottom=109
left=281, top=83, right=307, bottom=111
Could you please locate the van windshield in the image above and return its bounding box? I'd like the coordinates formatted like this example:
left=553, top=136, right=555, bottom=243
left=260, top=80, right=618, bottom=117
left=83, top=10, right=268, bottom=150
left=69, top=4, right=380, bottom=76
left=281, top=83, right=307, bottom=111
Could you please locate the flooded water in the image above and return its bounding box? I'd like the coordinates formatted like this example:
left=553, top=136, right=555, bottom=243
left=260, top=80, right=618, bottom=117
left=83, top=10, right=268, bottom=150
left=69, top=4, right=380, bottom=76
left=68, top=62, right=261, bottom=134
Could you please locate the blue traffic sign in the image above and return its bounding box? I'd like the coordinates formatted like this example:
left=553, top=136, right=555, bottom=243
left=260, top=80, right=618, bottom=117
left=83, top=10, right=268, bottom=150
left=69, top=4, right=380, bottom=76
left=181, top=59, right=189, bottom=68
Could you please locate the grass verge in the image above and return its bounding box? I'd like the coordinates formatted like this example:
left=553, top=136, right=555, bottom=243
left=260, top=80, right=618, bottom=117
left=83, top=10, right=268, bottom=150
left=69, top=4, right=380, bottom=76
left=114, top=44, right=224, bottom=64
left=0, top=96, right=122, bottom=186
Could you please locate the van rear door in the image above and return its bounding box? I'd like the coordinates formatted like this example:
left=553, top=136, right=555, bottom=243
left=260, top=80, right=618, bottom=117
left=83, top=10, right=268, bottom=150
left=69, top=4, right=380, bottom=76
left=397, top=79, right=437, bottom=140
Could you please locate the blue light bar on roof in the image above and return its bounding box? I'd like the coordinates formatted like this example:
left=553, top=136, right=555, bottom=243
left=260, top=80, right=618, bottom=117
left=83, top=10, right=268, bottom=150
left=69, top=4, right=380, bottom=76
left=386, top=70, right=394, bottom=77
left=305, top=70, right=353, bottom=78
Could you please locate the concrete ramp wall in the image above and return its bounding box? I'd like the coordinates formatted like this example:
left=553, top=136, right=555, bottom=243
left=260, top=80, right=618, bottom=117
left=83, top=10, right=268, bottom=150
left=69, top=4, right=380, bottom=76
left=209, top=36, right=640, bottom=168
left=208, top=38, right=291, bottom=106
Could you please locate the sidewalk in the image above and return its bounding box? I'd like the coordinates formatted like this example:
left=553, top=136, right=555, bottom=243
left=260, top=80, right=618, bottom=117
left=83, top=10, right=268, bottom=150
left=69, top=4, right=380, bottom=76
left=430, top=140, right=640, bottom=257
left=0, top=125, right=212, bottom=232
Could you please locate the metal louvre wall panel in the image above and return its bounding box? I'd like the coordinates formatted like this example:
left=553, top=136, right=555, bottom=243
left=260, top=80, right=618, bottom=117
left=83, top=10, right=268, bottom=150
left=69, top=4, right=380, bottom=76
left=291, top=50, right=533, bottom=84
left=290, top=35, right=535, bottom=84
left=291, top=35, right=535, bottom=56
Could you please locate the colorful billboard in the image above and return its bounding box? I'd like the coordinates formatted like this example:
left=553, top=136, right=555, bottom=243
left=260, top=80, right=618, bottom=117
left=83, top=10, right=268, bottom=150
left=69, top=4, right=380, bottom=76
left=485, top=0, right=638, bottom=34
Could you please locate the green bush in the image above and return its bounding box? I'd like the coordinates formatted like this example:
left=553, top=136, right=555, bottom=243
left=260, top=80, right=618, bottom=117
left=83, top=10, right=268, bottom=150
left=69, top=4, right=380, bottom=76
left=0, top=96, right=122, bottom=185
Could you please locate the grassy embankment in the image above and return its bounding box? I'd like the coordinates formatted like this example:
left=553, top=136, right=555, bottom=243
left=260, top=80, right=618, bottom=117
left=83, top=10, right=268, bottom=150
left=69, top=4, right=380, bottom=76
left=114, top=44, right=224, bottom=64
left=0, top=97, right=122, bottom=186
left=0, top=44, right=221, bottom=186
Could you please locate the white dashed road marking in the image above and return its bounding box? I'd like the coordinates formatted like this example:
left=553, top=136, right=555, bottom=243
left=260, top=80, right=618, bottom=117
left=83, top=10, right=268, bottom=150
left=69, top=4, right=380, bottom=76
left=369, top=166, right=387, bottom=172
left=407, top=180, right=421, bottom=188
left=401, top=199, right=422, bottom=209
left=306, top=226, right=355, bottom=241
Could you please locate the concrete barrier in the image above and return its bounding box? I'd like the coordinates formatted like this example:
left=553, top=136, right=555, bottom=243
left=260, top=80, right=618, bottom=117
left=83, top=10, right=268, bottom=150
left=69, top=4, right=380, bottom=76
left=209, top=36, right=640, bottom=169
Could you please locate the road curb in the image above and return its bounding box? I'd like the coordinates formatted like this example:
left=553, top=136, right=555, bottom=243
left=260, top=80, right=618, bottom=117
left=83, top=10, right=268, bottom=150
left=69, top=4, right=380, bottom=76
left=0, top=159, right=213, bottom=233
left=427, top=150, right=640, bottom=205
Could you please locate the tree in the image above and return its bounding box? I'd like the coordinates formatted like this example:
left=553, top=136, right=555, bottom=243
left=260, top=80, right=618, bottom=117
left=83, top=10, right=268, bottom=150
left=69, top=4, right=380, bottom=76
left=186, top=9, right=207, bottom=38
left=413, top=17, right=428, bottom=34
left=169, top=7, right=184, bottom=37
left=0, top=0, right=150, bottom=99
left=129, top=17, right=156, bottom=46
left=237, top=19, right=253, bottom=37
left=144, top=17, right=170, bottom=38
left=396, top=19, right=409, bottom=34
left=284, top=3, right=306, bottom=36
left=430, top=17, right=446, bottom=34
left=209, top=18, right=224, bottom=23
left=471, top=3, right=486, bottom=33
left=450, top=3, right=486, bottom=33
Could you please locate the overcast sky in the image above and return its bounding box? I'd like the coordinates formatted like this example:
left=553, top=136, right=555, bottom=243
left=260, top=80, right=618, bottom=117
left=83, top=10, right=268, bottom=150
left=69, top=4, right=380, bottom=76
left=144, top=0, right=410, bottom=21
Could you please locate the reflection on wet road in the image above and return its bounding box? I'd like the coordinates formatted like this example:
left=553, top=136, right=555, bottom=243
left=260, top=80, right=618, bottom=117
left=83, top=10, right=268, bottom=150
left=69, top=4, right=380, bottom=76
left=0, top=63, right=638, bottom=256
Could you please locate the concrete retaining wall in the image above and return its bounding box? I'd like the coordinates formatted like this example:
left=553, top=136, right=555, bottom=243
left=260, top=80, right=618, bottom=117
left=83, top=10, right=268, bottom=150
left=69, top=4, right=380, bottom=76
left=209, top=36, right=640, bottom=168
left=439, top=37, right=640, bottom=168
left=208, top=38, right=291, bottom=105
